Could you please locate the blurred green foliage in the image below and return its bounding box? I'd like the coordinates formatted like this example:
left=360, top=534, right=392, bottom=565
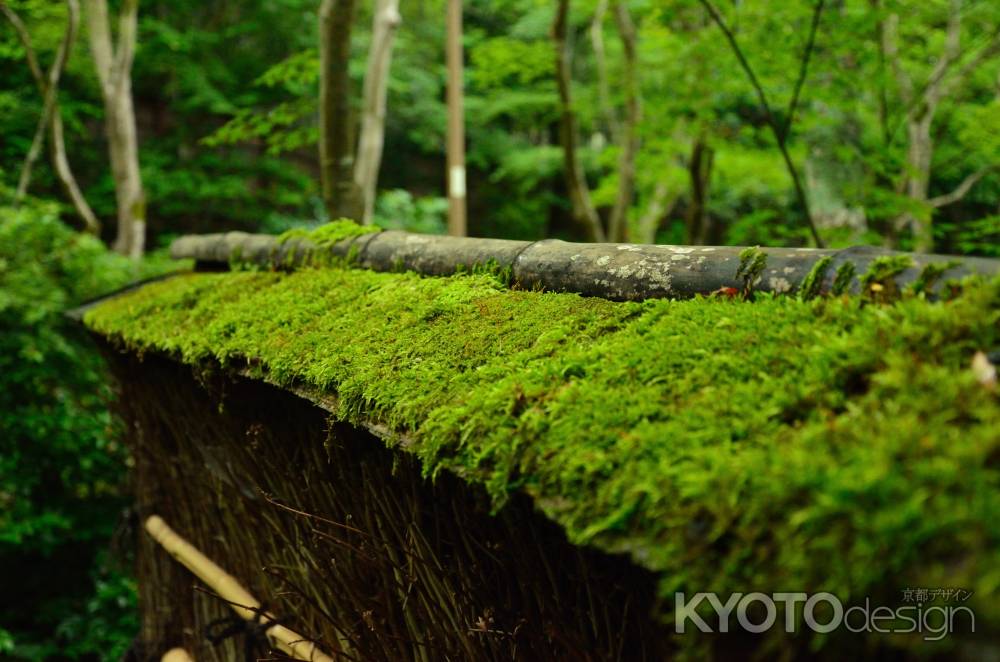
left=3, top=0, right=998, bottom=249
left=374, top=189, right=448, bottom=234
left=0, top=197, right=180, bottom=659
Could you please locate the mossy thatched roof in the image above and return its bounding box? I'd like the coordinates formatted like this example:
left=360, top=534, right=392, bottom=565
left=83, top=238, right=1000, bottom=641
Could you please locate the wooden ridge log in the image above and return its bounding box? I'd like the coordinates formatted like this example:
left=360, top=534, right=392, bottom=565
left=170, top=230, right=1000, bottom=301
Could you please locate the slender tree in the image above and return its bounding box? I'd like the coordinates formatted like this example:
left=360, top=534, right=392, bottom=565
left=635, top=181, right=680, bottom=244
left=553, top=0, right=642, bottom=243
left=684, top=132, right=715, bottom=245
left=698, top=0, right=826, bottom=247
left=12, top=2, right=71, bottom=202
left=1, top=0, right=100, bottom=234
left=553, top=0, right=604, bottom=241
left=319, top=0, right=362, bottom=221
left=354, top=0, right=401, bottom=225
left=553, top=0, right=606, bottom=242
left=590, top=0, right=618, bottom=143
left=84, top=0, right=144, bottom=257
left=607, top=1, right=639, bottom=242
left=446, top=0, right=467, bottom=236
left=882, top=0, right=1000, bottom=251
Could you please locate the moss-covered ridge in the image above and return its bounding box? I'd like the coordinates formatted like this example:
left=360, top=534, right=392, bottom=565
left=172, top=222, right=1000, bottom=303
left=84, top=266, right=1000, bottom=649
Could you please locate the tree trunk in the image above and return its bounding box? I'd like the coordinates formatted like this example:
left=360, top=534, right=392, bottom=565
left=635, top=181, right=679, bottom=244
left=684, top=134, right=714, bottom=245
left=698, top=0, right=825, bottom=248
left=354, top=0, right=400, bottom=225
left=607, top=1, right=639, bottom=243
left=319, top=0, right=362, bottom=221
left=445, top=0, right=466, bottom=236
left=107, top=83, right=145, bottom=258
left=2, top=0, right=99, bottom=234
left=552, top=0, right=605, bottom=242
left=898, top=115, right=934, bottom=251
left=14, top=4, right=71, bottom=202
left=84, top=0, right=145, bottom=257
left=883, top=0, right=974, bottom=253
left=589, top=0, right=618, bottom=143
left=49, top=111, right=101, bottom=234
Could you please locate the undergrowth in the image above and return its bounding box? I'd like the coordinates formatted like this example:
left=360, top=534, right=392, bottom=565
left=84, top=265, right=1000, bottom=652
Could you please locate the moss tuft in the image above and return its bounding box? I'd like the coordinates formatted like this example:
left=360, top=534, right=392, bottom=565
left=831, top=261, right=856, bottom=296
left=912, top=260, right=962, bottom=296
left=277, top=218, right=381, bottom=247
left=736, top=246, right=767, bottom=297
left=798, top=255, right=833, bottom=301
left=861, top=255, right=913, bottom=302
left=256, top=219, right=383, bottom=269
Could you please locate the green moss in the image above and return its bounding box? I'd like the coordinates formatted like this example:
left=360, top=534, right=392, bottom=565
left=277, top=218, right=381, bottom=247
left=861, top=255, right=913, bottom=302
left=736, top=245, right=767, bottom=296
left=248, top=219, right=382, bottom=270
left=84, top=265, right=1000, bottom=649
left=798, top=255, right=832, bottom=301
left=228, top=245, right=259, bottom=272
left=831, top=261, right=856, bottom=296
left=912, top=260, right=962, bottom=295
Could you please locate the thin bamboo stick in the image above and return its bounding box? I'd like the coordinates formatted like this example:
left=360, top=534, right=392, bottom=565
left=144, top=515, right=335, bottom=662
left=161, top=648, right=194, bottom=662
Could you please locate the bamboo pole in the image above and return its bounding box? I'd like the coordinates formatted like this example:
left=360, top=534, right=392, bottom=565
left=168, top=230, right=1000, bottom=302
left=161, top=649, right=194, bottom=662
left=144, top=515, right=335, bottom=662
left=445, top=0, right=467, bottom=236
